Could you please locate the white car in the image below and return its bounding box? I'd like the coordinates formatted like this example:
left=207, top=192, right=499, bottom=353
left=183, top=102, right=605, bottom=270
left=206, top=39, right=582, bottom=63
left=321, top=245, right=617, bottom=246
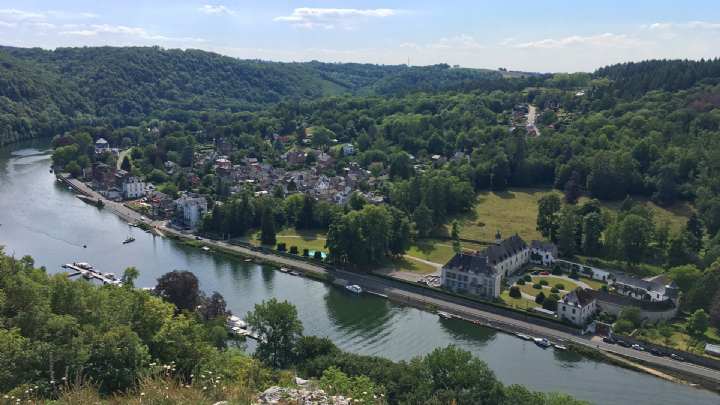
left=631, top=344, right=644, bottom=351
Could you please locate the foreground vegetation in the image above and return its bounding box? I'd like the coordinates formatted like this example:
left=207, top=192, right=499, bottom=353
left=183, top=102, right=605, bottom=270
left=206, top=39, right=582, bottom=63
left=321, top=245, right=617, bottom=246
left=0, top=249, right=587, bottom=404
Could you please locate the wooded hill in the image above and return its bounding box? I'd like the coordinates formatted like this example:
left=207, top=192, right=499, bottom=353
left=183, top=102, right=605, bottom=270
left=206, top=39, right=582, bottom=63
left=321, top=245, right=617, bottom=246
left=0, top=45, right=521, bottom=145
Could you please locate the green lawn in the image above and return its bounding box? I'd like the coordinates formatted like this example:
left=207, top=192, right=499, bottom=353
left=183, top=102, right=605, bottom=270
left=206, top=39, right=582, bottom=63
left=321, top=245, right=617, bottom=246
left=445, top=187, right=693, bottom=243
left=500, top=290, right=540, bottom=310
left=386, top=256, right=438, bottom=274
left=247, top=228, right=328, bottom=252
left=516, top=275, right=582, bottom=299
left=636, top=322, right=720, bottom=357
left=407, top=240, right=456, bottom=264
left=578, top=276, right=605, bottom=290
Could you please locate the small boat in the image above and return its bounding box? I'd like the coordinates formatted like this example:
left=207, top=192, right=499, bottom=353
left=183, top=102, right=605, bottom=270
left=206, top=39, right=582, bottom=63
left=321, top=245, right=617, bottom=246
left=290, top=271, right=302, bottom=277
left=244, top=258, right=252, bottom=262
left=74, top=262, right=93, bottom=270
left=437, top=311, right=453, bottom=320
left=279, top=267, right=290, bottom=273
left=533, top=338, right=552, bottom=348
left=105, top=273, right=117, bottom=280
left=201, top=246, right=210, bottom=251
left=82, top=273, right=92, bottom=280
left=516, top=332, right=532, bottom=341
left=123, top=236, right=135, bottom=244
left=345, top=284, right=363, bottom=294
left=554, top=344, right=568, bottom=351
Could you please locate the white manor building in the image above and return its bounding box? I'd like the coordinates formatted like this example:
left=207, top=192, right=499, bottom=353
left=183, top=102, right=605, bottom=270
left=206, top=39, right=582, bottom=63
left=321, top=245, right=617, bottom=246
left=441, top=234, right=558, bottom=299
left=175, top=194, right=208, bottom=229
left=557, top=288, right=597, bottom=326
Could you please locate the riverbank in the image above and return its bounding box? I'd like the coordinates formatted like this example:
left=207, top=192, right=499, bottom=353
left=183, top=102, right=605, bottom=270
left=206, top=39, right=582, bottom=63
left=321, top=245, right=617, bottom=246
left=55, top=172, right=720, bottom=393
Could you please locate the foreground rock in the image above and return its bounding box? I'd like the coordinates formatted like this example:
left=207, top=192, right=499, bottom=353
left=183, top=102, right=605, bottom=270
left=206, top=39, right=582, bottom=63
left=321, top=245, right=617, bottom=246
left=256, top=386, right=352, bottom=404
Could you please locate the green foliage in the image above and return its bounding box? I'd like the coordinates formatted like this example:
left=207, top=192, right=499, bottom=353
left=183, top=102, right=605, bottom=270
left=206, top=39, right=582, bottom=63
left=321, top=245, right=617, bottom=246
left=509, top=286, right=521, bottom=298
left=686, top=309, right=710, bottom=336
left=246, top=298, right=303, bottom=369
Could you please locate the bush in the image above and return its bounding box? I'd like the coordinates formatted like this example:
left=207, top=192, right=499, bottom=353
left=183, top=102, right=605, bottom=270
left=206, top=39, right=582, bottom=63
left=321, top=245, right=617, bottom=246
left=614, top=319, right=635, bottom=334
left=277, top=243, right=287, bottom=252
left=543, top=293, right=560, bottom=311
left=550, top=287, right=559, bottom=293
left=569, top=271, right=580, bottom=280
left=523, top=275, right=532, bottom=282
left=532, top=283, right=542, bottom=289
left=539, top=280, right=549, bottom=286
left=313, top=251, right=323, bottom=260
left=289, top=246, right=299, bottom=255
left=535, top=292, right=546, bottom=304
left=303, top=249, right=310, bottom=257
left=516, top=279, right=526, bottom=285
left=555, top=283, right=565, bottom=290
left=509, top=286, right=521, bottom=298
left=551, top=265, right=563, bottom=275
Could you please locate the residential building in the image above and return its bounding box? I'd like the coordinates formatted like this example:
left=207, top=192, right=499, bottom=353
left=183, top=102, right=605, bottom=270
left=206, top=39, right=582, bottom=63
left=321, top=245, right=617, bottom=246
left=483, top=233, right=529, bottom=277
left=530, top=240, right=558, bottom=266
left=587, top=289, right=678, bottom=322
left=557, top=288, right=597, bottom=326
left=94, top=138, right=110, bottom=153
left=610, top=274, right=679, bottom=302
left=147, top=191, right=174, bottom=219
left=342, top=143, right=355, bottom=156
left=122, top=177, right=146, bottom=199
left=175, top=194, right=208, bottom=229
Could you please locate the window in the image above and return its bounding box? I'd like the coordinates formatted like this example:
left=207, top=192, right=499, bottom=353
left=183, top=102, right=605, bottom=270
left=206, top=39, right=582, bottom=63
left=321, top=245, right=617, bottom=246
left=572, top=308, right=576, bottom=314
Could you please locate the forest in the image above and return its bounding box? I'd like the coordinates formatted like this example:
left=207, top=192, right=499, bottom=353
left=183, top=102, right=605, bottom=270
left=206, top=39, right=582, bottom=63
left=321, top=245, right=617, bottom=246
left=0, top=45, right=525, bottom=145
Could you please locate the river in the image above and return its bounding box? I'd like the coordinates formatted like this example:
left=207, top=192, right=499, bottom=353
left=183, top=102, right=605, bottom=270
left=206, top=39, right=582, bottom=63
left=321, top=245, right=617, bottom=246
left=0, top=140, right=716, bottom=405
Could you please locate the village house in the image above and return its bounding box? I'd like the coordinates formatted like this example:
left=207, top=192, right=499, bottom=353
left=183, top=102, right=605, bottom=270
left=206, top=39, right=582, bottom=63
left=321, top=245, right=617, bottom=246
left=175, top=194, right=208, bottom=230
left=341, top=143, right=355, bottom=156
left=557, top=288, right=597, bottom=326
left=121, top=176, right=146, bottom=200
left=610, top=274, right=679, bottom=303
left=530, top=240, right=558, bottom=266
left=92, top=162, right=116, bottom=191
left=283, top=151, right=307, bottom=166
left=586, top=289, right=678, bottom=322
left=94, top=138, right=110, bottom=154
left=147, top=191, right=174, bottom=219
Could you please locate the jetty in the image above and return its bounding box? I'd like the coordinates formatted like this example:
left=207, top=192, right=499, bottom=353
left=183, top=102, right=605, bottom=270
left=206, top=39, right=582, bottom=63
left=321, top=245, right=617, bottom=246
left=62, top=262, right=122, bottom=286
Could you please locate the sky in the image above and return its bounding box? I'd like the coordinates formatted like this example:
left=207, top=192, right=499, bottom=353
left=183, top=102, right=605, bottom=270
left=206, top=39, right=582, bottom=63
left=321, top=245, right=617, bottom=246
left=1, top=0, right=719, bottom=72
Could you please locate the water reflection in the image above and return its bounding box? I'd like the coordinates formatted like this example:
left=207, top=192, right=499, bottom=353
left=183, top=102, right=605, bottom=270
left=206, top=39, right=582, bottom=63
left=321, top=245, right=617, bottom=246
left=324, top=288, right=392, bottom=337
left=437, top=318, right=497, bottom=346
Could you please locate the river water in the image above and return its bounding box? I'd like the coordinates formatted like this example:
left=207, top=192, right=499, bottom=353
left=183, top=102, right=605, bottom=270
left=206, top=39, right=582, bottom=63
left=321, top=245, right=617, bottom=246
left=0, top=141, right=717, bottom=405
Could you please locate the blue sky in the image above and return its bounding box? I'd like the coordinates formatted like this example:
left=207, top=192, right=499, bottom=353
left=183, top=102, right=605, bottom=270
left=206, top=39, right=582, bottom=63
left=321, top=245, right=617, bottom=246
left=1, top=1, right=719, bottom=72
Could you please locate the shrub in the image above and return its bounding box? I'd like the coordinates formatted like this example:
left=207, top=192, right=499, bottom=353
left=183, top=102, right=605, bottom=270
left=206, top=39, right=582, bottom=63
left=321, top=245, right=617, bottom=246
left=539, top=280, right=549, bottom=286
left=614, top=319, right=635, bottom=334
left=303, top=249, right=310, bottom=257
left=509, top=286, right=521, bottom=298
left=535, top=292, right=546, bottom=304
left=289, top=246, right=299, bottom=255
left=543, top=293, right=560, bottom=311
left=550, top=287, right=559, bottom=293
left=516, top=279, right=526, bottom=285
left=555, top=283, right=565, bottom=290
left=551, top=265, right=563, bottom=275
left=313, top=251, right=323, bottom=260
left=523, top=275, right=532, bottom=282
left=569, top=270, right=580, bottom=280
left=277, top=243, right=287, bottom=252
left=532, top=283, right=542, bottom=289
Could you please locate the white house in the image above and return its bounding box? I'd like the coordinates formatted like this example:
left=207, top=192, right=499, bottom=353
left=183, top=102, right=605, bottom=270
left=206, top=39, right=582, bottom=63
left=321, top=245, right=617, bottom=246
left=94, top=138, right=110, bottom=153
left=557, top=288, right=597, bottom=326
left=342, top=144, right=355, bottom=156
left=175, top=194, right=208, bottom=229
left=610, top=274, right=679, bottom=302
left=121, top=177, right=146, bottom=199
left=530, top=240, right=558, bottom=266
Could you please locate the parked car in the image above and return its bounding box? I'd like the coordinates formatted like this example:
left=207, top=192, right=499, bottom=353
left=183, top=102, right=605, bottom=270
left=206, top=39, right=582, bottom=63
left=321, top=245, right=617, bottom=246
left=603, top=336, right=616, bottom=344
left=539, top=271, right=550, bottom=276
left=649, top=348, right=665, bottom=356
left=670, top=353, right=685, bottom=361
left=631, top=344, right=645, bottom=351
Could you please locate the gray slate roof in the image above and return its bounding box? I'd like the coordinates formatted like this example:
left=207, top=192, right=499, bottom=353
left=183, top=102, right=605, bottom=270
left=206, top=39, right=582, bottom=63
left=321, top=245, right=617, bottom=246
left=444, top=252, right=494, bottom=276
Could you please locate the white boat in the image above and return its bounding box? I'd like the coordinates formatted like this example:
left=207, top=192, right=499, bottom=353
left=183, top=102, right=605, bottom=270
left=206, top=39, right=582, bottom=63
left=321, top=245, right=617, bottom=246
left=554, top=344, right=568, bottom=351
left=74, top=262, right=93, bottom=270
left=290, top=271, right=301, bottom=276
left=201, top=246, right=210, bottom=251
left=534, top=338, right=552, bottom=348
left=345, top=284, right=363, bottom=294
left=437, top=311, right=453, bottom=319
left=515, top=332, right=532, bottom=341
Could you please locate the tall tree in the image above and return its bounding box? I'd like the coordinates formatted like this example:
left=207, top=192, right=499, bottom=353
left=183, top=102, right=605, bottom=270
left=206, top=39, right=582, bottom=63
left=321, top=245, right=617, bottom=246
left=413, top=202, right=434, bottom=238
left=260, top=205, right=277, bottom=246
left=563, top=171, right=582, bottom=204
left=686, top=213, right=705, bottom=253
left=581, top=212, right=604, bottom=255
left=557, top=207, right=579, bottom=256
left=537, top=194, right=561, bottom=241
left=246, top=299, right=303, bottom=368
left=451, top=220, right=462, bottom=254
left=154, top=270, right=201, bottom=312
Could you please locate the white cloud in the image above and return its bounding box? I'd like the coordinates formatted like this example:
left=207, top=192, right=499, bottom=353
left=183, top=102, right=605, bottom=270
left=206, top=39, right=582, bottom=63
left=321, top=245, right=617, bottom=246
left=0, top=20, right=18, bottom=28
left=274, top=8, right=397, bottom=29
left=198, top=5, right=235, bottom=16
left=646, top=20, right=720, bottom=30
left=513, top=33, right=646, bottom=49
left=60, top=24, right=205, bottom=43
left=429, top=34, right=484, bottom=50
left=0, top=8, right=45, bottom=21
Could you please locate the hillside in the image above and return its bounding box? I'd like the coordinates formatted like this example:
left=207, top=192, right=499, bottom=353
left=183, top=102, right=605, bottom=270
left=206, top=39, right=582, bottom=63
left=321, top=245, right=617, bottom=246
left=0, top=46, right=511, bottom=145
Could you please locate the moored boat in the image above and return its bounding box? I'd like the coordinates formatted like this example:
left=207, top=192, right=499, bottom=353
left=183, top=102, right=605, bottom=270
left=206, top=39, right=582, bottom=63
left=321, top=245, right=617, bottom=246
left=122, top=236, right=135, bottom=244
left=437, top=311, right=453, bottom=319
left=533, top=337, right=552, bottom=348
